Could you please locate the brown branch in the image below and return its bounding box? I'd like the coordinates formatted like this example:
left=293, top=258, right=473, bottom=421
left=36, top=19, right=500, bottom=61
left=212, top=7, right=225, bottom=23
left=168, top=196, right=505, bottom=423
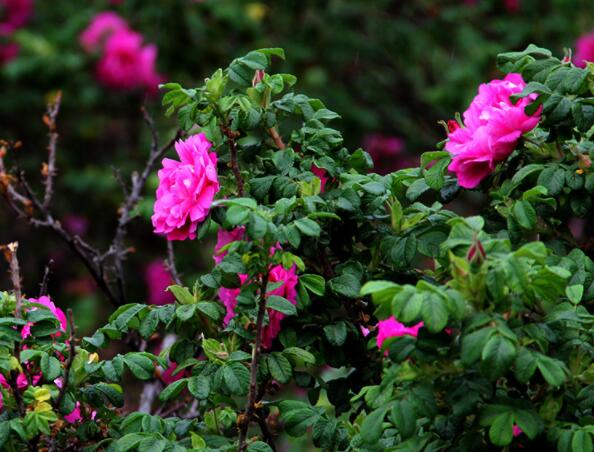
left=227, top=135, right=244, bottom=196
left=238, top=273, right=269, bottom=451
left=55, top=309, right=76, bottom=410
left=39, top=259, right=53, bottom=297
left=42, top=92, right=61, bottom=210
left=267, top=127, right=286, bottom=150
left=1, top=242, right=22, bottom=315
left=166, top=240, right=182, bottom=286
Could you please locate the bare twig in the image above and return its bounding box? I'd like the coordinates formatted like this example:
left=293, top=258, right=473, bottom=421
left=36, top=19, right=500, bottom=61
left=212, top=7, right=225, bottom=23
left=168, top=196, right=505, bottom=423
left=42, top=92, right=61, bottom=210
left=55, top=309, right=76, bottom=410
left=39, top=259, right=54, bottom=297
left=1, top=242, right=22, bottom=315
left=238, top=274, right=270, bottom=451
left=227, top=135, right=245, bottom=196
left=166, top=240, right=182, bottom=286
left=0, top=101, right=181, bottom=310
left=267, top=127, right=286, bottom=150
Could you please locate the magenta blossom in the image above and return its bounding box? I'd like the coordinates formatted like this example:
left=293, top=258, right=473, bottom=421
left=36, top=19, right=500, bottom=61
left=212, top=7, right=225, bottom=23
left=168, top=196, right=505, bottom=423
left=262, top=264, right=299, bottom=349
left=0, top=0, right=33, bottom=36
left=96, top=28, right=163, bottom=92
left=574, top=30, right=594, bottom=68
left=311, top=164, right=329, bottom=192
left=213, top=227, right=246, bottom=265
left=218, top=274, right=248, bottom=326
left=21, top=296, right=67, bottom=339
left=152, top=133, right=220, bottom=241
left=144, top=260, right=174, bottom=305
left=0, top=42, right=18, bottom=64
left=513, top=425, right=523, bottom=437
left=445, top=73, right=540, bottom=188
left=79, top=11, right=128, bottom=53
left=376, top=317, right=423, bottom=350
left=363, top=134, right=410, bottom=174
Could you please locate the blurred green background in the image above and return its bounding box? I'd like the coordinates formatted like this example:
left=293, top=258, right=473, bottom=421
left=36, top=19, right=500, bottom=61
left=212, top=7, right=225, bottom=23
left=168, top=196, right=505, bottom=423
left=1, top=0, right=593, bottom=333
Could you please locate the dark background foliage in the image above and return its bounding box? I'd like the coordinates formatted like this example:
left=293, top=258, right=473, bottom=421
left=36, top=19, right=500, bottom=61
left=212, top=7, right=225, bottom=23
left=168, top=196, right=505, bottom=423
left=1, top=0, right=593, bottom=333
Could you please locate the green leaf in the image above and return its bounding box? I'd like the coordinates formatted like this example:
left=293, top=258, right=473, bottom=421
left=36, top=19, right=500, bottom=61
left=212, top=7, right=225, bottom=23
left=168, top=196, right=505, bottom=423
left=223, top=362, right=249, bottom=395
left=283, top=347, right=316, bottom=366
left=323, top=322, right=347, bottom=346
left=391, top=400, right=416, bottom=439
left=481, top=334, right=517, bottom=380
left=512, top=200, right=537, bottom=230
left=513, top=409, right=541, bottom=439
left=537, top=167, right=565, bottom=196
left=361, top=407, right=387, bottom=445
left=279, top=404, right=317, bottom=437
left=166, top=285, right=194, bottom=305
left=300, top=274, right=325, bottom=296
left=267, top=352, right=292, bottom=384
left=266, top=295, right=297, bottom=316
left=536, top=355, right=567, bottom=387
left=572, top=430, right=594, bottom=452
left=247, top=441, right=274, bottom=452
left=40, top=354, right=61, bottom=381
left=187, top=375, right=210, bottom=400
left=175, top=304, right=197, bottom=321
left=566, top=284, right=584, bottom=304
left=196, top=301, right=223, bottom=320
left=294, top=218, right=321, bottom=237
left=124, top=353, right=155, bottom=380
left=489, top=412, right=514, bottom=446
left=421, top=293, right=448, bottom=333
left=159, top=379, right=187, bottom=401
left=329, top=274, right=361, bottom=298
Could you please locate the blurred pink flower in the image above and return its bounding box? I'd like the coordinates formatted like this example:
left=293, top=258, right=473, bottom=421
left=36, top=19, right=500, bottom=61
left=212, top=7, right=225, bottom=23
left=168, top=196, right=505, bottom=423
left=446, top=73, right=540, bottom=188
left=311, top=164, right=329, bottom=192
left=574, top=30, right=594, bottom=68
left=0, top=0, right=33, bottom=36
left=96, top=28, right=163, bottom=92
left=513, top=425, right=523, bottom=437
left=376, top=317, right=423, bottom=350
left=160, top=362, right=186, bottom=385
left=504, top=0, right=520, bottom=12
left=363, top=134, right=408, bottom=174
left=79, top=11, right=128, bottom=53
left=152, top=134, right=220, bottom=241
left=144, top=260, right=174, bottom=305
left=21, top=296, right=67, bottom=339
left=63, top=214, right=89, bottom=236
left=261, top=264, right=298, bottom=349
left=0, top=42, right=18, bottom=64
left=214, top=227, right=246, bottom=265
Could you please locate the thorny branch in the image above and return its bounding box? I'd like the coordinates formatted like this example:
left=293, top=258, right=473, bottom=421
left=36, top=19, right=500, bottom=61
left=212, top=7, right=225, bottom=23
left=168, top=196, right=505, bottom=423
left=42, top=91, right=61, bottom=210
left=0, top=97, right=181, bottom=310
left=39, top=259, right=53, bottom=297
left=1, top=242, right=22, bottom=315
left=166, top=240, right=182, bottom=286
left=237, top=273, right=271, bottom=451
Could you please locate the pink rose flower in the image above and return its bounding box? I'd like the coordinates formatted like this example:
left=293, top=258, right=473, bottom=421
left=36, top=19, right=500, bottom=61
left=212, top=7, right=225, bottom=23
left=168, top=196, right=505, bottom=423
left=446, top=73, right=540, bottom=188
left=21, top=296, right=67, bottom=339
left=152, top=133, right=220, bottom=241
left=144, top=260, right=174, bottom=305
left=0, top=0, right=33, bottom=36
left=0, top=42, right=19, bottom=65
left=96, top=28, right=163, bottom=92
left=376, top=317, right=423, bottom=350
left=261, top=264, right=299, bottom=349
left=575, top=30, right=594, bottom=68
left=218, top=274, right=249, bottom=326
left=79, top=11, right=128, bottom=53
left=311, top=164, right=329, bottom=192
left=513, top=424, right=523, bottom=436
left=160, top=362, right=186, bottom=385
left=213, top=227, right=246, bottom=265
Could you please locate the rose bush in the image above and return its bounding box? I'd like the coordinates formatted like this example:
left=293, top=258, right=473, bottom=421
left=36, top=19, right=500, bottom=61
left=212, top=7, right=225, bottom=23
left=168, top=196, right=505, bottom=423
left=1, top=44, right=594, bottom=452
